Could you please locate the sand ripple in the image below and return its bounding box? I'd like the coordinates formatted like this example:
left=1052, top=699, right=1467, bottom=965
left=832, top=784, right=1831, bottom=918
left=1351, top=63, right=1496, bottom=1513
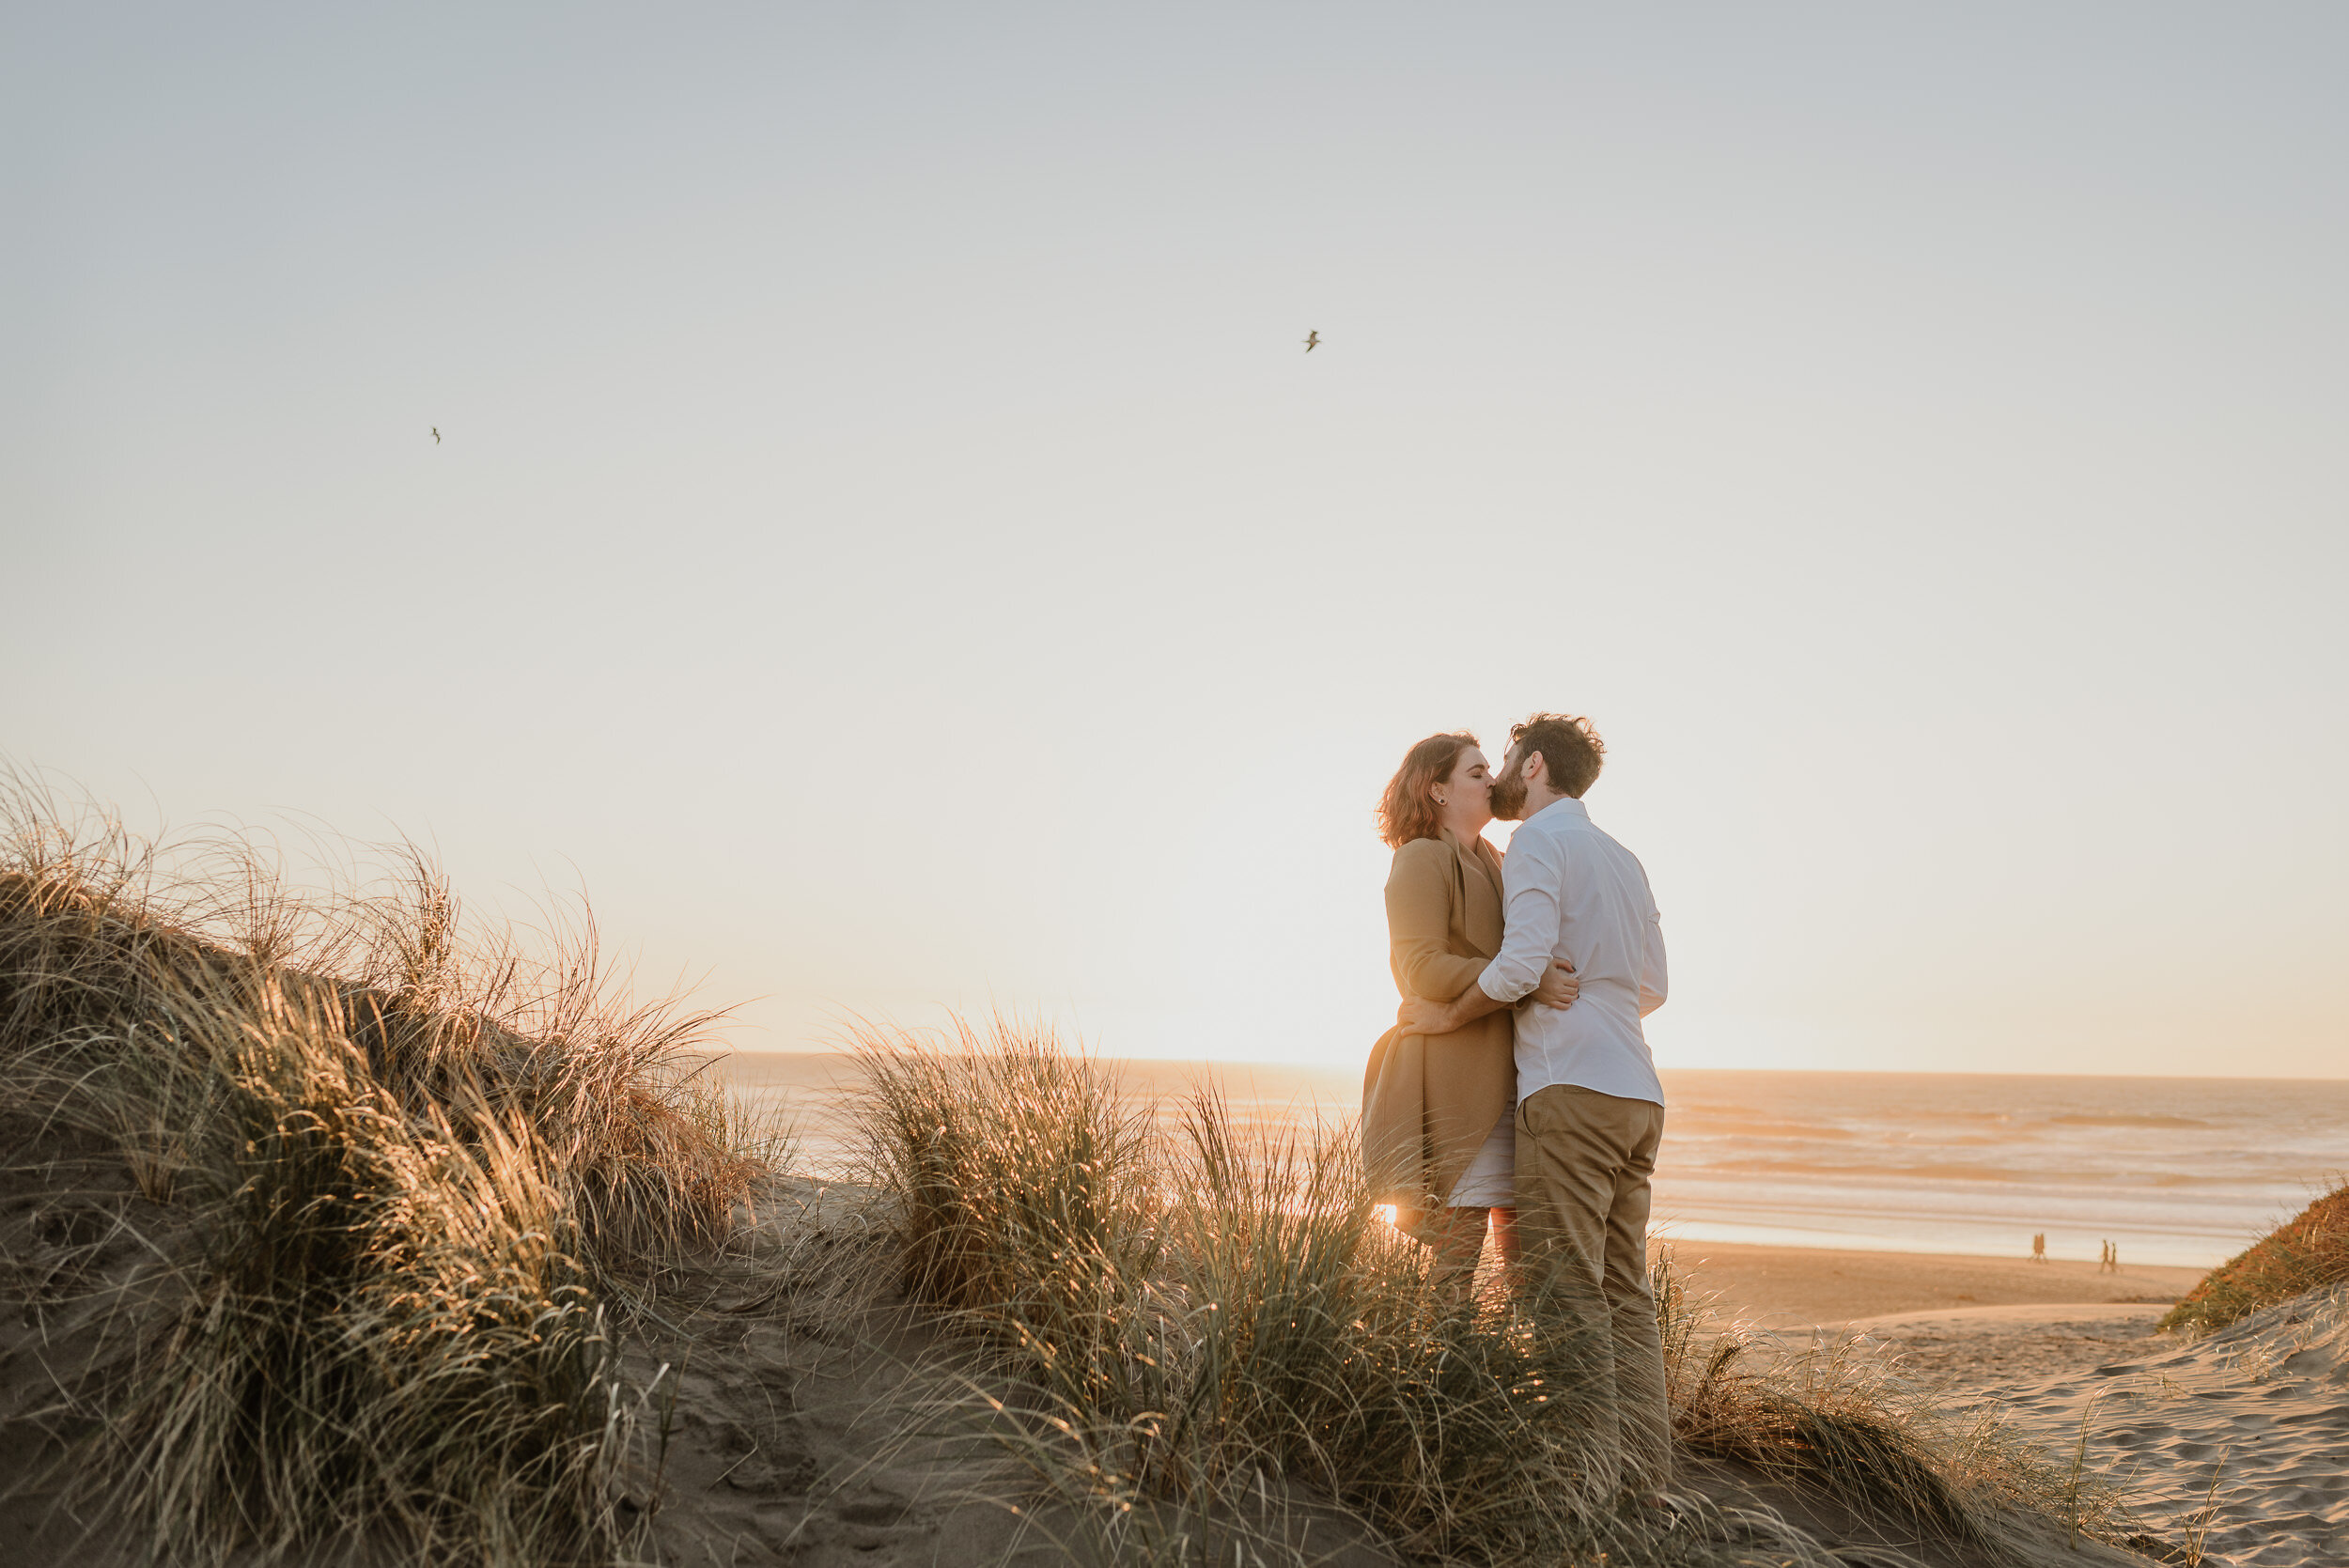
left=1991, top=1283, right=2349, bottom=1568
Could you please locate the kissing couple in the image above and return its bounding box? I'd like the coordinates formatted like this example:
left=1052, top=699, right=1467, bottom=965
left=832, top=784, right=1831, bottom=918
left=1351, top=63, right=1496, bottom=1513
left=1361, top=712, right=1672, bottom=1494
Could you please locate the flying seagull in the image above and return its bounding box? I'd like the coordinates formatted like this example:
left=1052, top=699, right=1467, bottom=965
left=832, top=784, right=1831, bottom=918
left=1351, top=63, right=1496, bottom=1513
left=1302, top=331, right=1320, bottom=352
left=431, top=427, right=441, bottom=443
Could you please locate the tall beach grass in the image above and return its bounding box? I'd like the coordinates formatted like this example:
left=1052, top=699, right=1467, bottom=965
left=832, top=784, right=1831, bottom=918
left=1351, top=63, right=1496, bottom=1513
left=0, top=778, right=770, bottom=1566
left=849, top=1017, right=2125, bottom=1567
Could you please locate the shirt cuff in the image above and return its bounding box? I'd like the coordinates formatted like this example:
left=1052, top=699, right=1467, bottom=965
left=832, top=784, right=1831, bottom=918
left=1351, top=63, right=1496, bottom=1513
left=1478, top=961, right=1523, bottom=1003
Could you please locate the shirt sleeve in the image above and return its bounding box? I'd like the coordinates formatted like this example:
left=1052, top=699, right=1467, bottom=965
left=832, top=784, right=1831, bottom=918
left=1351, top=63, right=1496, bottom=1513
left=1477, top=825, right=1563, bottom=1003
left=1637, top=873, right=1669, bottom=1017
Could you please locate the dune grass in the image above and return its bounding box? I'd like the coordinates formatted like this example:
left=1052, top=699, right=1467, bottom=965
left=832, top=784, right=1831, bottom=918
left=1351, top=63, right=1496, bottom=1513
left=2160, top=1179, right=2349, bottom=1335
left=0, top=780, right=770, bottom=1567
left=850, top=1017, right=2122, bottom=1567
left=0, top=776, right=2139, bottom=1568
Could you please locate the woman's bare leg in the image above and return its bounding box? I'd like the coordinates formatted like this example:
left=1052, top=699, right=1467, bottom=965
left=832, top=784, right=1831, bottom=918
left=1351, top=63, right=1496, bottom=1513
left=1489, top=1205, right=1520, bottom=1273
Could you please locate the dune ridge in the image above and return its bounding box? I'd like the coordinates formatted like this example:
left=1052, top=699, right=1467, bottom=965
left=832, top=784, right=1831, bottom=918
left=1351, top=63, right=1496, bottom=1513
left=2162, top=1185, right=2349, bottom=1335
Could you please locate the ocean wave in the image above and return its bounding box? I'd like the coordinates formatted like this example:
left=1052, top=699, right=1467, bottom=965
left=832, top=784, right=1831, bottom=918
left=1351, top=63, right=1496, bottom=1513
left=2044, top=1112, right=2213, bottom=1129
left=1667, top=1158, right=2237, bottom=1188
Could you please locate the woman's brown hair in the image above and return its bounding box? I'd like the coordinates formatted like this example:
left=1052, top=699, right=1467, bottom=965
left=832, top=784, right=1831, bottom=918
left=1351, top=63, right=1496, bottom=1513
left=1376, top=731, right=1478, bottom=848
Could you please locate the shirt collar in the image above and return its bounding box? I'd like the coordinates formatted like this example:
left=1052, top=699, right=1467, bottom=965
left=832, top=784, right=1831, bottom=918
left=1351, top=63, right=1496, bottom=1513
left=1531, top=796, right=1590, bottom=826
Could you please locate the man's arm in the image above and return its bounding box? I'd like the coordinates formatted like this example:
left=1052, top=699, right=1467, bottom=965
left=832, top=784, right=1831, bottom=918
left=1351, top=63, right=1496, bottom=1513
left=1638, top=913, right=1668, bottom=1017
left=1398, top=957, right=1579, bottom=1033
left=1399, top=827, right=1566, bottom=1035
left=1637, top=870, right=1668, bottom=1017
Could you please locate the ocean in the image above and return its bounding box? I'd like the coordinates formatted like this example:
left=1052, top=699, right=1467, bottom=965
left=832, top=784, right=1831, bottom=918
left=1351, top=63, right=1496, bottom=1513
left=711, top=1054, right=2349, bottom=1270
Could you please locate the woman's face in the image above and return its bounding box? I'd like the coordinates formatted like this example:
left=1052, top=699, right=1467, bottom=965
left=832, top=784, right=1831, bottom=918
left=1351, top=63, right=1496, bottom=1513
left=1435, top=747, right=1493, bottom=836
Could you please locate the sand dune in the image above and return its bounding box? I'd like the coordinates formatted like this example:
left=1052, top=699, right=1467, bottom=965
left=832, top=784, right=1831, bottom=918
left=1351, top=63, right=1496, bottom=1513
left=1667, top=1243, right=2348, bottom=1565
left=1924, top=1286, right=2349, bottom=1567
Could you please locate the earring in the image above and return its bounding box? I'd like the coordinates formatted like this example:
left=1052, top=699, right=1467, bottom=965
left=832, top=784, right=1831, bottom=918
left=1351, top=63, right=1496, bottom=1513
left=1435, top=796, right=1447, bottom=806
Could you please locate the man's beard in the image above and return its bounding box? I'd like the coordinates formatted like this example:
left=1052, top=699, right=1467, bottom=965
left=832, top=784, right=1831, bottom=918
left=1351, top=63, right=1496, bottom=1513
left=1488, top=769, right=1528, bottom=821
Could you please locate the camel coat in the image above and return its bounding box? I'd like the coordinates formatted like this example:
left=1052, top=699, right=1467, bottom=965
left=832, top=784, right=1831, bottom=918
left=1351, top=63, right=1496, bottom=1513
left=1361, top=829, right=1516, bottom=1223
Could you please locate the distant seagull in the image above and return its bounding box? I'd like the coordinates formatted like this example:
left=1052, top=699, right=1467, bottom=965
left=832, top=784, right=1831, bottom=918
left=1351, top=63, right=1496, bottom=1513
left=1303, top=331, right=1320, bottom=352
left=431, top=427, right=441, bottom=443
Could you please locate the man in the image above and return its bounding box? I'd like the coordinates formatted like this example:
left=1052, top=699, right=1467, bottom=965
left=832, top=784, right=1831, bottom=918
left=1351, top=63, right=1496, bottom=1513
left=1397, top=712, right=1671, bottom=1495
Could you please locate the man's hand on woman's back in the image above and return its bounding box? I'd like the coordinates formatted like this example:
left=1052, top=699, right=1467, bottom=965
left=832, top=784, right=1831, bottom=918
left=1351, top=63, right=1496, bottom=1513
left=1531, top=958, right=1579, bottom=1010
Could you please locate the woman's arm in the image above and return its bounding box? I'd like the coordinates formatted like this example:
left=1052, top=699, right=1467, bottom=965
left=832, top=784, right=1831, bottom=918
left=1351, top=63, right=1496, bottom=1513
left=1384, top=841, right=1487, bottom=1001
left=1398, top=830, right=1578, bottom=1033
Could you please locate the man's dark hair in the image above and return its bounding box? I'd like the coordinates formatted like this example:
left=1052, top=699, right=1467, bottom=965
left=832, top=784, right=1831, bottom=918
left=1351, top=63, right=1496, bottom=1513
left=1511, top=713, right=1605, bottom=800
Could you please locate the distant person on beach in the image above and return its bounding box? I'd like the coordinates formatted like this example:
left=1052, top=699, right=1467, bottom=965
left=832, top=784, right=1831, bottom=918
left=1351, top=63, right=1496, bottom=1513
left=1361, top=732, right=1580, bottom=1290
left=1394, top=713, right=1672, bottom=1496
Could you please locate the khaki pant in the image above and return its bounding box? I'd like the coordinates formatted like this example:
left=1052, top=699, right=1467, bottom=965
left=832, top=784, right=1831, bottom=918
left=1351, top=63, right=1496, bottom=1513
left=1515, top=1083, right=1671, bottom=1493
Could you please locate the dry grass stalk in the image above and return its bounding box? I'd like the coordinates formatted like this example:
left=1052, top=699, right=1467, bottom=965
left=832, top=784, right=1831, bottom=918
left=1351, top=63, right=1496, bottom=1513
left=0, top=776, right=770, bottom=1566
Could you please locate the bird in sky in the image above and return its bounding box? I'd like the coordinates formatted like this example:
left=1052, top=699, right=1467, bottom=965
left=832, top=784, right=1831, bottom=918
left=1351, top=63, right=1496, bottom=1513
left=1302, top=331, right=1320, bottom=352
left=430, top=427, right=441, bottom=443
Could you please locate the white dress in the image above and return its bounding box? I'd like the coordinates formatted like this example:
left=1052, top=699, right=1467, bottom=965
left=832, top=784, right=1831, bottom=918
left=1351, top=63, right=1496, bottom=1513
left=1446, top=1101, right=1517, bottom=1207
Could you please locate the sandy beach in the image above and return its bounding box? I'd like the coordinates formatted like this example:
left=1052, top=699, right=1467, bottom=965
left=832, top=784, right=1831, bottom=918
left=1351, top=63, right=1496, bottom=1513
left=1664, top=1238, right=2206, bottom=1391
left=1656, top=1239, right=2346, bottom=1566
left=1995, top=1282, right=2349, bottom=1567
left=1663, top=1239, right=2202, bottom=1327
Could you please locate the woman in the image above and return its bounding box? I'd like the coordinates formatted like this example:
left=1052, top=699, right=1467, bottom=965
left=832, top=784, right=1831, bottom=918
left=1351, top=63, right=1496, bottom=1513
left=1361, top=731, right=1577, bottom=1284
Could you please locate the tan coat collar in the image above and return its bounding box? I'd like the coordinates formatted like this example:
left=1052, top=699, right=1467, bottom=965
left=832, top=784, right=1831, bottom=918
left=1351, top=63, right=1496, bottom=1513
left=1439, top=827, right=1503, bottom=889
left=1436, top=828, right=1506, bottom=956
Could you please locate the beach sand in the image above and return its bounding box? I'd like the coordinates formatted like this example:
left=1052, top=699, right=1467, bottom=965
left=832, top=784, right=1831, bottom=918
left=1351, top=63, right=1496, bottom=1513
left=1661, top=1238, right=2201, bottom=1327
left=1993, top=1285, right=2349, bottom=1567
left=1662, top=1239, right=2205, bottom=1389
left=1659, top=1239, right=2344, bottom=1566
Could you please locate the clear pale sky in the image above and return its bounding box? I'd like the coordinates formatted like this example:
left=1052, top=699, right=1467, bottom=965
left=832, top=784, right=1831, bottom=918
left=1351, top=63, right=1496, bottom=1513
left=6, top=5, right=2343, bottom=1077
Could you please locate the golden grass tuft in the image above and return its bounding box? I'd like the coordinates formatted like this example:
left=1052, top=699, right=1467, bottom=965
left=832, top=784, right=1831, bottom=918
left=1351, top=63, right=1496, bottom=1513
left=0, top=777, right=770, bottom=1566
left=849, top=1017, right=2123, bottom=1567
left=2160, top=1179, right=2349, bottom=1335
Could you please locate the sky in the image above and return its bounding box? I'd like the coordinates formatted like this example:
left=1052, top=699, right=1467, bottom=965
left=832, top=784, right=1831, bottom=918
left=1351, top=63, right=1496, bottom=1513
left=5, top=4, right=2344, bottom=1078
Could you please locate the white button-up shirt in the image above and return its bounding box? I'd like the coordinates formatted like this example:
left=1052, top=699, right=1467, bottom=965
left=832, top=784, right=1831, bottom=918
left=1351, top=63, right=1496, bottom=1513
left=1476, top=796, right=1669, bottom=1107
